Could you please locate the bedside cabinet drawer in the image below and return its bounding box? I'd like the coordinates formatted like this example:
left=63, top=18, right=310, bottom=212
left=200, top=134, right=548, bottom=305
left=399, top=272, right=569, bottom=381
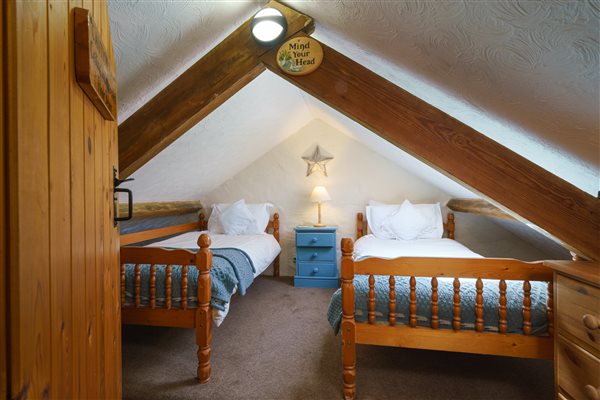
left=296, top=233, right=335, bottom=248
left=556, top=275, right=600, bottom=356
left=557, top=335, right=600, bottom=400
left=298, top=262, right=336, bottom=278
left=297, top=247, right=335, bottom=262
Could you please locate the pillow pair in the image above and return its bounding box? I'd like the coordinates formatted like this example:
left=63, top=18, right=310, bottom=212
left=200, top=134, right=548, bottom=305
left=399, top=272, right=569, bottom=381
left=208, top=200, right=274, bottom=235
left=366, top=200, right=443, bottom=240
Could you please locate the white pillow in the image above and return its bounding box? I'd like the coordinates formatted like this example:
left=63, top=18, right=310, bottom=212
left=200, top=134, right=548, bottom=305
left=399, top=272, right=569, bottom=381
left=207, top=203, right=228, bottom=233
left=366, top=204, right=400, bottom=239
left=219, top=200, right=256, bottom=235
left=366, top=199, right=444, bottom=240
left=413, top=203, right=443, bottom=239
left=382, top=200, right=432, bottom=240
left=245, top=203, right=274, bottom=234
left=208, top=201, right=274, bottom=234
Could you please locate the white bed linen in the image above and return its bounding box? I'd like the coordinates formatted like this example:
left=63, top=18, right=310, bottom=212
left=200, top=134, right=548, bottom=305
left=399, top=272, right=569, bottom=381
left=147, top=230, right=281, bottom=277
left=354, top=234, right=482, bottom=260
left=146, top=231, right=281, bottom=326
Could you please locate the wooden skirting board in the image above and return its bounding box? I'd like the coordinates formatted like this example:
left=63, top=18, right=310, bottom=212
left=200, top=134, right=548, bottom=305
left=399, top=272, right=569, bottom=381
left=118, top=200, right=202, bottom=219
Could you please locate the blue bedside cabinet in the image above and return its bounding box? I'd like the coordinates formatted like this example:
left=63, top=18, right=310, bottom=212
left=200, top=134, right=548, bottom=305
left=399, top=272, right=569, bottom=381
left=294, top=227, right=338, bottom=288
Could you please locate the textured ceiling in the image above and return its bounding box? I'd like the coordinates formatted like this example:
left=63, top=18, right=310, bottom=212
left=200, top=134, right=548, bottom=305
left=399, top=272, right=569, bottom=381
left=120, top=72, right=313, bottom=201
left=122, top=70, right=476, bottom=202
left=109, top=0, right=262, bottom=122
left=108, top=0, right=599, bottom=196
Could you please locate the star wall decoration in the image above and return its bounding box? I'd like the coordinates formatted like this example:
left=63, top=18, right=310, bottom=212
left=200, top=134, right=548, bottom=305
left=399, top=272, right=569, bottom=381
left=302, top=145, right=334, bottom=177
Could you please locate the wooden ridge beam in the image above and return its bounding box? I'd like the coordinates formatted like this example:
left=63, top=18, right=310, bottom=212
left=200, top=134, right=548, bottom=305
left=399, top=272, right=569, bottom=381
left=447, top=198, right=515, bottom=221
left=118, top=200, right=202, bottom=220
left=260, top=39, right=600, bottom=260
left=118, top=1, right=314, bottom=178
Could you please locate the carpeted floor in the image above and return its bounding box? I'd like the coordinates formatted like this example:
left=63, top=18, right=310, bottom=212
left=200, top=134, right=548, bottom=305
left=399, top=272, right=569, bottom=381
left=122, top=277, right=553, bottom=400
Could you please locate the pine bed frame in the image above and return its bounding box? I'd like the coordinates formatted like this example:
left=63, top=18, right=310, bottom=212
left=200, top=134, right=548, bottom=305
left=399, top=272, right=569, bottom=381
left=119, top=213, right=280, bottom=383
left=341, top=212, right=554, bottom=400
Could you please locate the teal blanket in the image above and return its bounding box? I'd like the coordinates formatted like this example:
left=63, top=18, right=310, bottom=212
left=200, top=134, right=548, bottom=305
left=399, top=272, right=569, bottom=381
left=327, top=275, right=549, bottom=335
left=124, top=247, right=255, bottom=311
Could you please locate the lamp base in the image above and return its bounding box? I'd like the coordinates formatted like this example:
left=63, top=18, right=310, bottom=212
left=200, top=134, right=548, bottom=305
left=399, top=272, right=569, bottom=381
left=313, top=223, right=326, bottom=227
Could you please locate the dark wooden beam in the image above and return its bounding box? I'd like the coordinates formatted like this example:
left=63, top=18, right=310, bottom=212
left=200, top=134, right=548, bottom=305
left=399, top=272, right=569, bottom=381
left=447, top=199, right=515, bottom=221
left=118, top=200, right=202, bottom=220
left=118, top=1, right=314, bottom=178
left=260, top=39, right=600, bottom=260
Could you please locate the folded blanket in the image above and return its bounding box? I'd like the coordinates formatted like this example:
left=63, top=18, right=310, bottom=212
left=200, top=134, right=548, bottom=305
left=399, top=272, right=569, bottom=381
left=125, top=247, right=255, bottom=311
left=327, top=275, right=549, bottom=335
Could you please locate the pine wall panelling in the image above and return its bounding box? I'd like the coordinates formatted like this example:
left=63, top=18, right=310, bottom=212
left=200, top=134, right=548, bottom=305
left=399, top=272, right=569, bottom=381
left=1, top=1, right=7, bottom=396
left=6, top=1, right=121, bottom=398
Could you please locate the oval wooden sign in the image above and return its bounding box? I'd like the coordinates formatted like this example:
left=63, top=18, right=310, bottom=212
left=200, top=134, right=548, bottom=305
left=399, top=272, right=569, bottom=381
left=276, top=36, right=323, bottom=76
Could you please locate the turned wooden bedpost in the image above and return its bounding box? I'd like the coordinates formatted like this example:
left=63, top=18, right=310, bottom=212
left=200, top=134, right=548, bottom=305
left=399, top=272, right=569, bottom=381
left=446, top=213, right=455, bottom=239
left=341, top=238, right=356, bottom=400
left=273, top=213, right=280, bottom=277
left=356, top=213, right=365, bottom=239
left=547, top=280, right=554, bottom=336
left=196, top=233, right=213, bottom=383
left=198, top=212, right=207, bottom=231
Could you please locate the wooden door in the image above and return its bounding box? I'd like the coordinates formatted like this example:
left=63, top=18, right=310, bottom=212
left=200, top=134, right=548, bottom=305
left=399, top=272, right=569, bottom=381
left=4, top=1, right=121, bottom=398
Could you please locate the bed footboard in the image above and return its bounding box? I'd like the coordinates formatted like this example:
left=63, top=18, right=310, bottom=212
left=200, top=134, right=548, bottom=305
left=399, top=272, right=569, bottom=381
left=120, top=233, right=213, bottom=383
left=340, top=237, right=554, bottom=400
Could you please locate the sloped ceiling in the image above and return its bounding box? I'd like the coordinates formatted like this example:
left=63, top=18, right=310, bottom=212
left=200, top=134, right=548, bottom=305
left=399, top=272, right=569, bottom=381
left=121, top=71, right=313, bottom=201
left=123, top=69, right=475, bottom=202
left=109, top=0, right=599, bottom=197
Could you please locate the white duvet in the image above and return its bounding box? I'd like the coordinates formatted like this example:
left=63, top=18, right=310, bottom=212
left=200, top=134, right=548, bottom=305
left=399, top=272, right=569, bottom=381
left=146, top=231, right=281, bottom=325
left=354, top=234, right=482, bottom=260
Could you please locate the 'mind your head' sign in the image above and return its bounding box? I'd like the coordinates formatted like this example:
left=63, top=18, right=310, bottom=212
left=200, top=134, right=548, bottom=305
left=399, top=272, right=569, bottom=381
left=276, top=36, right=323, bottom=76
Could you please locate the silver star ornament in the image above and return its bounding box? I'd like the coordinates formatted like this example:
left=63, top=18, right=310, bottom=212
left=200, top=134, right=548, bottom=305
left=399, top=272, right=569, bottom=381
left=302, top=145, right=334, bottom=177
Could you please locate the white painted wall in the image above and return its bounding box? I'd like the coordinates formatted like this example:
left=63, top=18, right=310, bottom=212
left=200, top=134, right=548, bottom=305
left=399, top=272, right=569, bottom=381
left=201, top=119, right=562, bottom=276
left=201, top=119, right=447, bottom=275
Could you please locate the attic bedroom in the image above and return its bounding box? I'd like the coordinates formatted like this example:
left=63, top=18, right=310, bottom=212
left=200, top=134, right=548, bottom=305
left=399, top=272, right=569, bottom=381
left=2, top=1, right=599, bottom=400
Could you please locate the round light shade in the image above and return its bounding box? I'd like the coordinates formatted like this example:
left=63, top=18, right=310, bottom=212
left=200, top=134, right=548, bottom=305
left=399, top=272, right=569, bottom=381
left=310, top=186, right=331, bottom=203
left=251, top=7, right=288, bottom=46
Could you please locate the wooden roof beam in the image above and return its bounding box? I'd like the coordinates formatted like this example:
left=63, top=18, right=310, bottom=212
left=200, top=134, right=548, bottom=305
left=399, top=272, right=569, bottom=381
left=118, top=1, right=314, bottom=178
left=118, top=200, right=203, bottom=220
left=447, top=199, right=515, bottom=221
left=260, top=39, right=600, bottom=260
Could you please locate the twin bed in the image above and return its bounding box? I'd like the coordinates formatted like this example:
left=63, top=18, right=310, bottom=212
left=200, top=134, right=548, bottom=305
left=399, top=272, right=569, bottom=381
left=332, top=210, right=554, bottom=400
left=120, top=201, right=554, bottom=399
left=120, top=212, right=281, bottom=383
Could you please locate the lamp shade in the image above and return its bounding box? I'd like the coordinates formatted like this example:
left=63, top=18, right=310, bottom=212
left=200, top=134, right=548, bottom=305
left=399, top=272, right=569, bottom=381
left=310, top=186, right=331, bottom=203
left=250, top=7, right=288, bottom=46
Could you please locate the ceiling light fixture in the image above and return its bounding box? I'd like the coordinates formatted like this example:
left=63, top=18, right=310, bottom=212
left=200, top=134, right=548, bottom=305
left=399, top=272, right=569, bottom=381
left=250, top=7, right=288, bottom=46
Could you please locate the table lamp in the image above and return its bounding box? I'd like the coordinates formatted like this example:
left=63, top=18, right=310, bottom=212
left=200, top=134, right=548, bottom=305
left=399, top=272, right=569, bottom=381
left=310, top=186, right=331, bottom=227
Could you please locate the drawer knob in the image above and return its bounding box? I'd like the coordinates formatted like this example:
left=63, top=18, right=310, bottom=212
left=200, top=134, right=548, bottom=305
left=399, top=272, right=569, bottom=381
left=312, top=267, right=319, bottom=274
left=583, top=314, right=599, bottom=330
left=311, top=237, right=318, bottom=243
left=312, top=252, right=318, bottom=258
left=584, top=385, right=599, bottom=400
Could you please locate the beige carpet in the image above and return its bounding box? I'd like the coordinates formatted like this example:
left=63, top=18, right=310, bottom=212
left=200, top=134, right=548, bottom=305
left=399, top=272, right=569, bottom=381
left=122, top=277, right=553, bottom=400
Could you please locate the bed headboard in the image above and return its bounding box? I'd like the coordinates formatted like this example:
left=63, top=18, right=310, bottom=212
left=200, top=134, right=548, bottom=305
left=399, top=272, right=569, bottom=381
left=356, top=212, right=455, bottom=240
left=121, top=212, right=281, bottom=246
left=121, top=213, right=207, bottom=246
left=266, top=213, right=280, bottom=243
